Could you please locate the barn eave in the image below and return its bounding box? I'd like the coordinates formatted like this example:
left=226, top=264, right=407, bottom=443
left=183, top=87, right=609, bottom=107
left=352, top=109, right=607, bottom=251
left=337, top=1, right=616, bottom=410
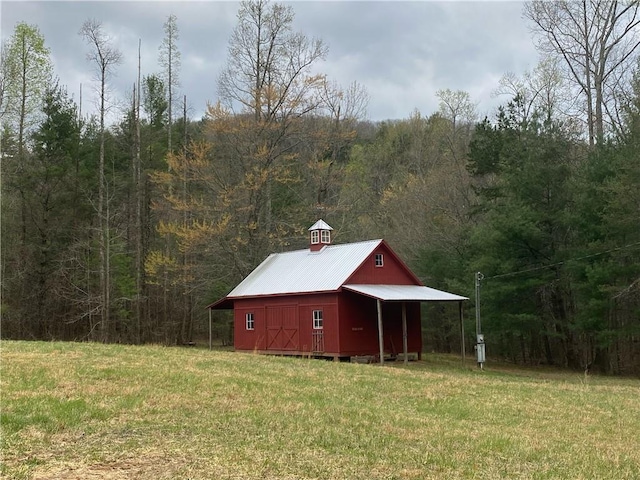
left=208, top=289, right=342, bottom=310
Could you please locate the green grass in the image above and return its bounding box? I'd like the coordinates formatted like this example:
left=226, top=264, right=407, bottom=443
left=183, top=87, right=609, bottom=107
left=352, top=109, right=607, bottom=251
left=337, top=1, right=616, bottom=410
left=1, top=341, right=639, bottom=479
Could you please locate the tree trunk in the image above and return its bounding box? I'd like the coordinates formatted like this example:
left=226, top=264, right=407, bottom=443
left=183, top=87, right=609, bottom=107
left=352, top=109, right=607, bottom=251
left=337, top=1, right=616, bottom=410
left=98, top=67, right=110, bottom=343
left=135, top=41, right=143, bottom=344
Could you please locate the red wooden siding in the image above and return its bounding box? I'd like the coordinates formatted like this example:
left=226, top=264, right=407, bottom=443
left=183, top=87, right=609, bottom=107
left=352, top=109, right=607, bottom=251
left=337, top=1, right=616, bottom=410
left=337, top=291, right=379, bottom=356
left=266, top=305, right=298, bottom=350
left=233, top=298, right=266, bottom=351
left=297, top=294, right=339, bottom=355
left=337, top=291, right=422, bottom=357
left=233, top=294, right=340, bottom=355
left=233, top=291, right=422, bottom=358
left=347, top=243, right=419, bottom=285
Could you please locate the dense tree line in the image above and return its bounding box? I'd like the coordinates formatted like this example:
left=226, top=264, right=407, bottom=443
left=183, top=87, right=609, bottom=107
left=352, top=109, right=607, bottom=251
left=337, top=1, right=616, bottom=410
left=1, top=0, right=639, bottom=374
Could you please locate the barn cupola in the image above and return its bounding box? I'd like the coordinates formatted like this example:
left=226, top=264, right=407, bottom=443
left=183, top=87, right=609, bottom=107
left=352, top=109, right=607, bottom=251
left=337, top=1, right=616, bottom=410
left=308, top=219, right=333, bottom=252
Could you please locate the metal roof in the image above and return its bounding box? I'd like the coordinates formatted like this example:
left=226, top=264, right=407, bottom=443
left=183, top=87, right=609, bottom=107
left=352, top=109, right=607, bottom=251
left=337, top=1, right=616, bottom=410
left=343, top=284, right=468, bottom=302
left=308, top=219, right=333, bottom=231
left=225, top=239, right=383, bottom=298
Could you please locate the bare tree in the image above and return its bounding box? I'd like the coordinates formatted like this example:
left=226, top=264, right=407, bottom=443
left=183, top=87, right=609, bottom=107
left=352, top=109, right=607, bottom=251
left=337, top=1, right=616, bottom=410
left=79, top=19, right=122, bottom=342
left=524, top=0, right=640, bottom=145
left=215, top=0, right=328, bottom=235
left=0, top=41, right=9, bottom=117
left=218, top=0, right=327, bottom=123
left=437, top=89, right=477, bottom=134
left=311, top=78, right=369, bottom=206
left=135, top=39, right=143, bottom=343
left=494, top=58, right=572, bottom=127
left=159, top=14, right=180, bottom=153
left=435, top=90, right=477, bottom=231
left=319, top=79, right=369, bottom=126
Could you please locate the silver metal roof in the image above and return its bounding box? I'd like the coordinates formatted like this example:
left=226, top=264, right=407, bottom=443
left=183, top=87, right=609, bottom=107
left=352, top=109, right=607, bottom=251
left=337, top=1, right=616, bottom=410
left=343, top=284, right=468, bottom=302
left=226, top=239, right=383, bottom=298
left=308, top=219, right=333, bottom=231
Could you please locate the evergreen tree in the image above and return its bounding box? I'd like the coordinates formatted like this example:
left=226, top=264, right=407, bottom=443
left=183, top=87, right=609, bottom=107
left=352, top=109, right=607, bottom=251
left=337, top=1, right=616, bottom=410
left=2, top=83, right=84, bottom=338
left=468, top=98, right=581, bottom=367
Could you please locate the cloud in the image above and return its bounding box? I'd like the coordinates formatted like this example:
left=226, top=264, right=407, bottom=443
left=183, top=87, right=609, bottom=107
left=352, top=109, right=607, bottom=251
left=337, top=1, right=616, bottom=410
left=2, top=1, right=539, bottom=123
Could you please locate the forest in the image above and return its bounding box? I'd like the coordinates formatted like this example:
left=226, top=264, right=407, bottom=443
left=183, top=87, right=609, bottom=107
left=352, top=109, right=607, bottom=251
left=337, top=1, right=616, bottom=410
left=1, top=0, right=639, bottom=374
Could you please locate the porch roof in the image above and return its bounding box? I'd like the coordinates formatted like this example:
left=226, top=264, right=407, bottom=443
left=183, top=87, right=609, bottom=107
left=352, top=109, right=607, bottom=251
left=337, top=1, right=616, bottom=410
left=342, top=284, right=468, bottom=302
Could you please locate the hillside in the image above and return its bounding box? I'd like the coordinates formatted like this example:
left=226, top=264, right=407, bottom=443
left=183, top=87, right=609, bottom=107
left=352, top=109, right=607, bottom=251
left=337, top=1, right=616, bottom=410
left=1, top=341, right=639, bottom=479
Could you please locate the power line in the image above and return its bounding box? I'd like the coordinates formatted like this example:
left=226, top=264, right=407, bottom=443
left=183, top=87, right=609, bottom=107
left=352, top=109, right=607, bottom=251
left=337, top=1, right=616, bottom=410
left=483, top=241, right=640, bottom=281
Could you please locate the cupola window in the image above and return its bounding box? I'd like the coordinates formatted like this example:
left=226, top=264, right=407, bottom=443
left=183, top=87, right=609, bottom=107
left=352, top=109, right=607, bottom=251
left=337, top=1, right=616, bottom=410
left=308, top=219, right=334, bottom=252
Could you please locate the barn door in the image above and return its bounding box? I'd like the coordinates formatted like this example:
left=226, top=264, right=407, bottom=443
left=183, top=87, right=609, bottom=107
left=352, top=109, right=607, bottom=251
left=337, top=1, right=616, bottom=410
left=266, top=306, right=299, bottom=351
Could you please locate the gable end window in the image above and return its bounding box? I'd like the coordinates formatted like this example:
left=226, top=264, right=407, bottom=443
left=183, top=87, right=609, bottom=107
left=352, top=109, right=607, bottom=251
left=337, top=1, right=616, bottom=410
left=311, top=230, right=320, bottom=244
left=313, top=310, right=323, bottom=329
left=245, top=312, right=255, bottom=330
left=375, top=253, right=384, bottom=267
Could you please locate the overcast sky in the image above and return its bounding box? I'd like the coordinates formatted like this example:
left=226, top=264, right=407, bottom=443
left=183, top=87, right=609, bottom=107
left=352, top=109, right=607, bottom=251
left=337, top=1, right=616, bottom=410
left=2, top=1, right=540, bottom=123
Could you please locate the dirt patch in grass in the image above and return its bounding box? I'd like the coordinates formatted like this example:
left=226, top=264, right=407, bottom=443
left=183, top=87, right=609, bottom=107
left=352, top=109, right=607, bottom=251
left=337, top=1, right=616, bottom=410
left=31, top=451, right=190, bottom=480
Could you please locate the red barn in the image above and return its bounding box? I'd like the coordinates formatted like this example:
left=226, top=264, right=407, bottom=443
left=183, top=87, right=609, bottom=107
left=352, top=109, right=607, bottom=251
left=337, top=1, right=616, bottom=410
left=208, top=220, right=467, bottom=363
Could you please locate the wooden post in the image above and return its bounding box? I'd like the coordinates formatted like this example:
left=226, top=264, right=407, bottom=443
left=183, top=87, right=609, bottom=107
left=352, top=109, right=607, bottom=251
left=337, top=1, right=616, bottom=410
left=402, top=303, right=408, bottom=365
left=459, top=301, right=465, bottom=366
left=208, top=308, right=212, bottom=351
left=377, top=299, right=384, bottom=365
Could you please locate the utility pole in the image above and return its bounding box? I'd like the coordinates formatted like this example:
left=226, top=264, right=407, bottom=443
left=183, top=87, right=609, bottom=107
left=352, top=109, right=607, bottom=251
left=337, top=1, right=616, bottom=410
left=475, top=272, right=485, bottom=369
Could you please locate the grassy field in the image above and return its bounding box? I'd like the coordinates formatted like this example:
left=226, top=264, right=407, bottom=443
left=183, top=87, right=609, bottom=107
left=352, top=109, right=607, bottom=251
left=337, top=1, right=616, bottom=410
left=1, top=341, right=639, bottom=479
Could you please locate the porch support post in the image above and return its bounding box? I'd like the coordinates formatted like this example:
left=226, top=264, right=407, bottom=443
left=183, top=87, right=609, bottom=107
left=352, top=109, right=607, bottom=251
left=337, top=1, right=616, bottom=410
left=459, top=301, right=465, bottom=366
left=377, top=299, right=384, bottom=365
left=208, top=308, right=212, bottom=351
left=402, top=302, right=408, bottom=365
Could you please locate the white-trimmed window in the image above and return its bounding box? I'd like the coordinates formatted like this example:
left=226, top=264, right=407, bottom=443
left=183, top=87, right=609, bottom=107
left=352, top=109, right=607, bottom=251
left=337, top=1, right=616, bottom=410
left=311, top=230, right=320, bottom=244
left=320, top=229, right=331, bottom=244
left=375, top=253, right=384, bottom=267
left=245, top=312, right=255, bottom=330
left=312, top=310, right=323, bottom=329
